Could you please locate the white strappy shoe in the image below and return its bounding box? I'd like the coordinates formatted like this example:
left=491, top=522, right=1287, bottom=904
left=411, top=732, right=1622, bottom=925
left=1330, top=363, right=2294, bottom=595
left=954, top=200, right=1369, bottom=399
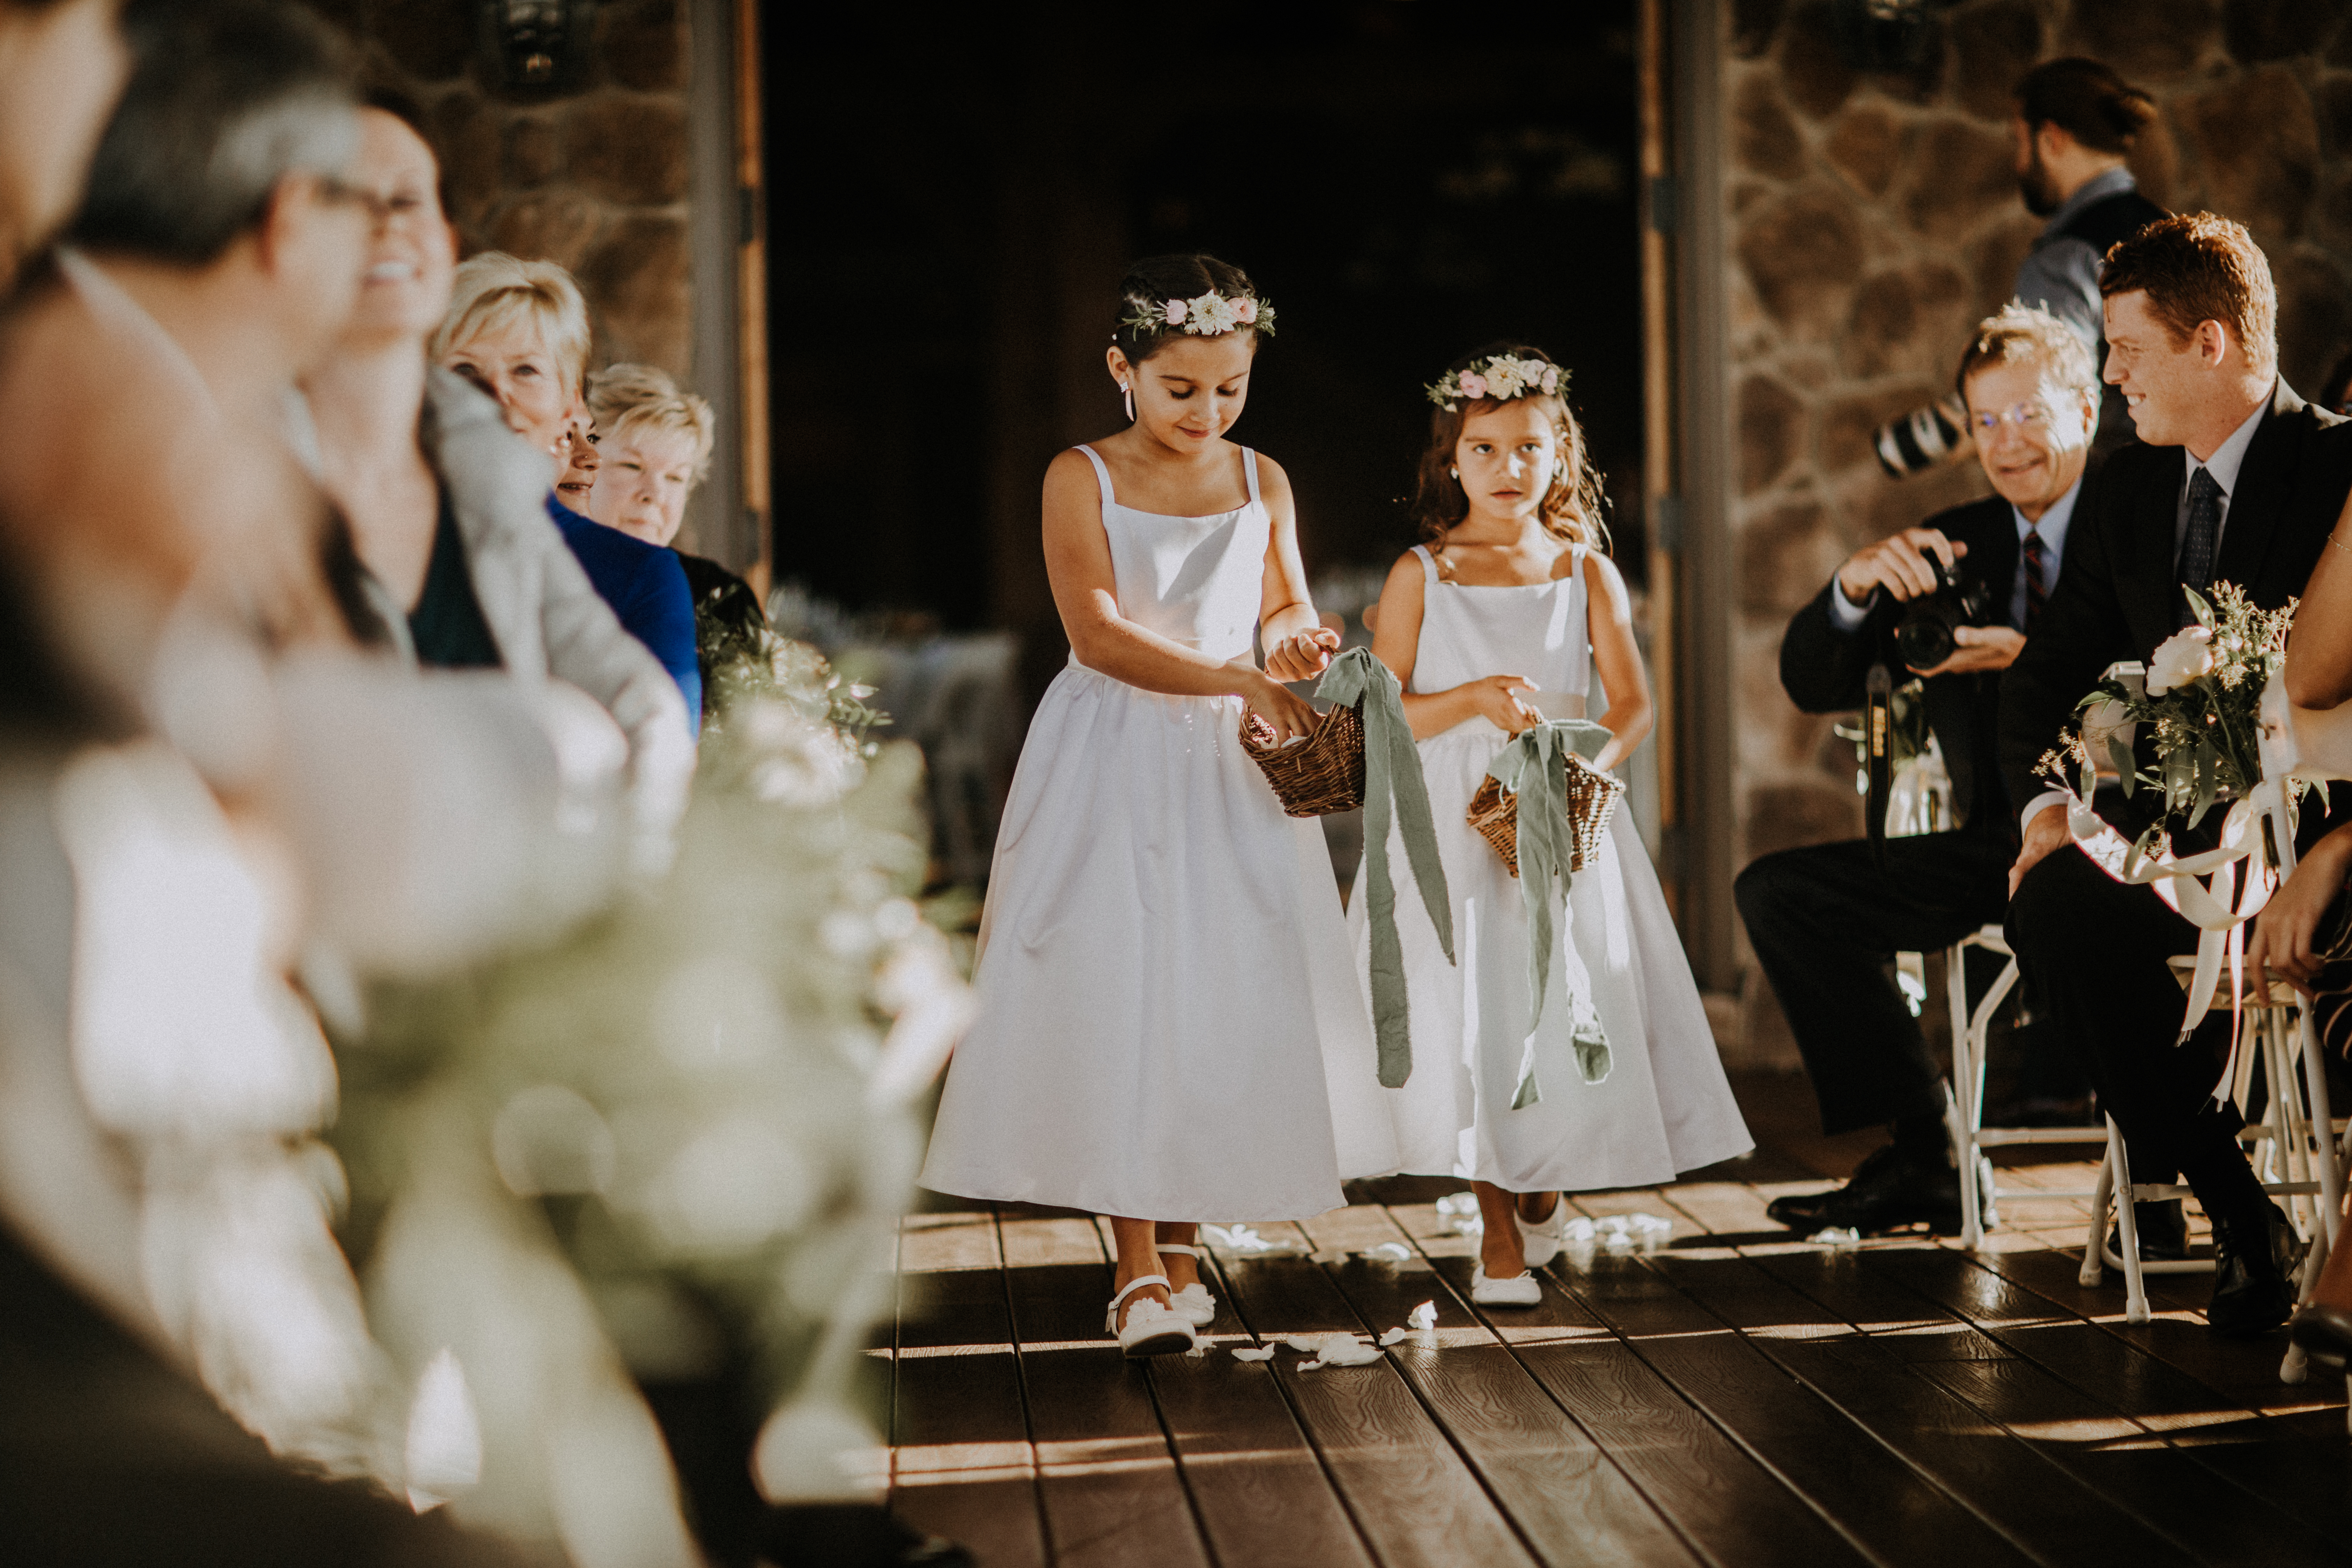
left=1514, top=1193, right=1566, bottom=1270
left=1157, top=1244, right=1217, bottom=1327
left=1105, top=1274, right=1198, bottom=1357
left=1470, top=1266, right=1542, bottom=1306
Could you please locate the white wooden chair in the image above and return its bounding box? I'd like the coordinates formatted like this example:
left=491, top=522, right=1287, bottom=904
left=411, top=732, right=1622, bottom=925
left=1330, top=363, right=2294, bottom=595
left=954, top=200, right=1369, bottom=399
left=1941, top=926, right=2111, bottom=1255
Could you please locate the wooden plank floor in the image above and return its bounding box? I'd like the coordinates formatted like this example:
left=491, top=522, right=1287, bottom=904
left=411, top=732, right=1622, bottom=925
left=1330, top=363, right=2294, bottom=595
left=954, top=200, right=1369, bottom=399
left=887, top=1073, right=2351, bottom=1567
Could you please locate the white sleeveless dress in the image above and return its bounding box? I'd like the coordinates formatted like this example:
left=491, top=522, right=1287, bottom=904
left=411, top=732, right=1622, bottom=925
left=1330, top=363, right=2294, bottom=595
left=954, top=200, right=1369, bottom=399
left=1345, top=545, right=1751, bottom=1190
left=920, top=445, right=1394, bottom=1220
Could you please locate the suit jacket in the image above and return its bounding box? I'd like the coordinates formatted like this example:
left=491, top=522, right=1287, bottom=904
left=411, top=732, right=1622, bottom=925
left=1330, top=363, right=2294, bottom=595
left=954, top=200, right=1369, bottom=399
left=1998, top=380, right=2352, bottom=829
left=1781, top=493, right=2017, bottom=835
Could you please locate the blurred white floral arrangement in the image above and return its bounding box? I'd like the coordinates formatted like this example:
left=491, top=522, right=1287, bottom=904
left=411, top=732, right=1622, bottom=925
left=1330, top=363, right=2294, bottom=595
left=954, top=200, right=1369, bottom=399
left=331, top=634, right=970, bottom=1556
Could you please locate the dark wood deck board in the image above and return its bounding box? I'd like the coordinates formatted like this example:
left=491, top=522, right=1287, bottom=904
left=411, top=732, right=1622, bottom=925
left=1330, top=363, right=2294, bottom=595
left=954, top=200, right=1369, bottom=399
left=1205, top=1228, right=1539, bottom=1568
left=888, top=1215, right=1048, bottom=1568
left=1297, top=1210, right=1701, bottom=1568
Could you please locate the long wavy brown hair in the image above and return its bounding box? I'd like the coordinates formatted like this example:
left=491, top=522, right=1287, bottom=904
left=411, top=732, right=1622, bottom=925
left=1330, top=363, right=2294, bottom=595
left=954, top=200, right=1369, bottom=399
left=1410, top=343, right=1610, bottom=553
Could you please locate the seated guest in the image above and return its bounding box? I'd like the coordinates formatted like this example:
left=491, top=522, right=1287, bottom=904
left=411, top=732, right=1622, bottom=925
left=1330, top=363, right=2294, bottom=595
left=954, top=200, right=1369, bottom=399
left=1741, top=304, right=2098, bottom=1235
left=584, top=362, right=768, bottom=712
left=427, top=251, right=701, bottom=725
left=298, top=90, right=691, bottom=826
left=2004, top=213, right=2352, bottom=1336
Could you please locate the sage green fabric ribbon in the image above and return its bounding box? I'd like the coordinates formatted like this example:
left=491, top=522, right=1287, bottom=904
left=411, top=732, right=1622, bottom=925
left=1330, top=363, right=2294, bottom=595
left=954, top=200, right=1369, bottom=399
left=1485, top=719, right=1616, bottom=1106
left=1315, top=647, right=1453, bottom=1088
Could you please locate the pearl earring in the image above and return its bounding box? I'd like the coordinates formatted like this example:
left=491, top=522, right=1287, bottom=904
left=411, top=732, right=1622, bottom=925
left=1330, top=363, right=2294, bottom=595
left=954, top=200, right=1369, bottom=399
left=1449, top=467, right=1459, bottom=480
left=1122, top=382, right=1134, bottom=421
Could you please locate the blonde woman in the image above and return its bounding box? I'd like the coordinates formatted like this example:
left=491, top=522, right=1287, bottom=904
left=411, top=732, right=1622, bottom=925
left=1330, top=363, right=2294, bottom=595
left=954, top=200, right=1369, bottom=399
left=429, top=251, right=700, bottom=723
left=585, top=362, right=765, bottom=713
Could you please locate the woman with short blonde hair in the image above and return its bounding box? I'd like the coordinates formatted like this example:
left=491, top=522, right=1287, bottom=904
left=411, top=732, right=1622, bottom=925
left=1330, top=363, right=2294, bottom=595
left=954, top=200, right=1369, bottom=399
left=584, top=362, right=763, bottom=715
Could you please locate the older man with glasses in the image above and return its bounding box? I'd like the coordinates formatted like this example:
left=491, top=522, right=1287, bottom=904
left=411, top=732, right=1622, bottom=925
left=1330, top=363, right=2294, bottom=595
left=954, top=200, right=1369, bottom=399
left=1740, top=304, right=2101, bottom=1237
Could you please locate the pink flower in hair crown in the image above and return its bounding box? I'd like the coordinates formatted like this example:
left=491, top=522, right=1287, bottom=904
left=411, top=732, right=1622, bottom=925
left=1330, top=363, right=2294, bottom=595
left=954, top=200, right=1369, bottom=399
left=1119, top=288, right=1278, bottom=340
left=1457, top=372, right=1489, bottom=400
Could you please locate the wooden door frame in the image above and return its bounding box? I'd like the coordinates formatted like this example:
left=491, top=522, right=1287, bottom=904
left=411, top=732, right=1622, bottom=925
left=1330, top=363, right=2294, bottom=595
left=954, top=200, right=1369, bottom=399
left=1642, top=0, right=1736, bottom=990
left=686, top=0, right=770, bottom=589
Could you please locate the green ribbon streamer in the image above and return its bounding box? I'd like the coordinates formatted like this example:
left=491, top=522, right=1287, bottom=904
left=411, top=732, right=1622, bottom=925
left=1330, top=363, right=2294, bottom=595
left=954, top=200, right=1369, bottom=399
left=1315, top=647, right=1453, bottom=1088
left=1486, top=719, right=1616, bottom=1106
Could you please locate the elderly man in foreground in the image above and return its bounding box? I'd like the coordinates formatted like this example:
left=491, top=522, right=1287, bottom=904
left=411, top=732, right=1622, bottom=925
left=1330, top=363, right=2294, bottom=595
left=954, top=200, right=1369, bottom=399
left=1741, top=305, right=2100, bottom=1236
left=2003, top=213, right=2352, bottom=1336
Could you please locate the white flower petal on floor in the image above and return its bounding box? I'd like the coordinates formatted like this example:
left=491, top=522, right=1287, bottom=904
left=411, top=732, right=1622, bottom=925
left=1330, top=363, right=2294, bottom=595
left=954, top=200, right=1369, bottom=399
left=1808, top=1226, right=1861, bottom=1247
left=1231, top=1344, right=1276, bottom=1362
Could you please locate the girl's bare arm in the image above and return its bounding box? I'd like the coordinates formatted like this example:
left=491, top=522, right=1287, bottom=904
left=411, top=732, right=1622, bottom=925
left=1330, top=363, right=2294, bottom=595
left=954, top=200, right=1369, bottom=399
left=1584, top=549, right=1652, bottom=773
left=1253, top=457, right=1338, bottom=680
left=2287, top=489, right=2352, bottom=708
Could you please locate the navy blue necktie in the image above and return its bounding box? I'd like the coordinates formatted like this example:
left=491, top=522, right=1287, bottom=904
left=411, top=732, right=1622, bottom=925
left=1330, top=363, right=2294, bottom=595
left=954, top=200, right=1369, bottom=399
left=2179, top=467, right=2222, bottom=627
left=2021, top=527, right=2047, bottom=634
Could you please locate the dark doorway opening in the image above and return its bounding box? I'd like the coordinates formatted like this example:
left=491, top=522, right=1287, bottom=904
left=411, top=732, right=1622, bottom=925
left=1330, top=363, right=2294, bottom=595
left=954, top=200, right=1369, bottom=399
left=764, top=2, right=1641, bottom=648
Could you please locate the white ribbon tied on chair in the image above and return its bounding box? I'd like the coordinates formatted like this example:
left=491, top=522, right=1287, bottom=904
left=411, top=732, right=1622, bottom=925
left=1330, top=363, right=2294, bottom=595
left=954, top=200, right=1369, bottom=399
left=2061, top=672, right=2306, bottom=1101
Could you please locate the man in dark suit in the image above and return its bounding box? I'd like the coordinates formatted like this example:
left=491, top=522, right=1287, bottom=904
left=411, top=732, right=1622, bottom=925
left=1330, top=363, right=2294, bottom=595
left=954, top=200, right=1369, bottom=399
left=1741, top=305, right=2101, bottom=1234
left=2003, top=212, right=2352, bottom=1335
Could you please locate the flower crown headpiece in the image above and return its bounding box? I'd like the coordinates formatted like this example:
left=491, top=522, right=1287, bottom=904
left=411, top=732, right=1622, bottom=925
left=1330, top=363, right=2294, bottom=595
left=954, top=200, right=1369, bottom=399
left=1425, top=354, right=1563, bottom=412
left=1119, top=287, right=1276, bottom=341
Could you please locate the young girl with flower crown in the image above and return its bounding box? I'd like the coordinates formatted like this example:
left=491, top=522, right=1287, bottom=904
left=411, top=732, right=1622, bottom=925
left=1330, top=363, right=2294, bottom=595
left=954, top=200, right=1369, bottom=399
left=1350, top=344, right=1751, bottom=1304
left=919, top=255, right=1393, bottom=1355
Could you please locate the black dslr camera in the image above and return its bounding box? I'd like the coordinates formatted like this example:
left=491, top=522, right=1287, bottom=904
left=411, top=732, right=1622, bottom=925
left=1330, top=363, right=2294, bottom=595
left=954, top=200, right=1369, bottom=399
left=1893, top=551, right=1991, bottom=670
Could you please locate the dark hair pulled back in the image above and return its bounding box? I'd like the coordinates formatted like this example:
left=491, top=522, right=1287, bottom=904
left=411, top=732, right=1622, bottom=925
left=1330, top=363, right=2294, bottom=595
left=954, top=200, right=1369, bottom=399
left=1411, top=342, right=1609, bottom=552
left=1111, top=252, right=1262, bottom=366
left=2014, top=57, right=2156, bottom=154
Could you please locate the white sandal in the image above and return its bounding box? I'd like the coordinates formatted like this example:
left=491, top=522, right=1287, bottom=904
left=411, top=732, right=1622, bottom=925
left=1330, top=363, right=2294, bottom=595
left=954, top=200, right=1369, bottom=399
left=1514, top=1193, right=1566, bottom=1270
left=1470, top=1265, right=1542, bottom=1307
left=1157, top=1244, right=1217, bottom=1327
left=1105, top=1274, right=1198, bottom=1357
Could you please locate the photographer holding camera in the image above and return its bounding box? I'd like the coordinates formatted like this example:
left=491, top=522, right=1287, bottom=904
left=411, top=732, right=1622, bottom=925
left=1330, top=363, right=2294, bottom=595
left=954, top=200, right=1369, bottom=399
left=1738, top=305, right=2099, bottom=1235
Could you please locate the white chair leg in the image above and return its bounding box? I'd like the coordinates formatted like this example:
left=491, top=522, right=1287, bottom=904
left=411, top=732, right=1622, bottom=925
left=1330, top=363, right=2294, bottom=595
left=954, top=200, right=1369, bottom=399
left=2109, top=1118, right=2152, bottom=1325
left=2081, top=1144, right=2112, bottom=1287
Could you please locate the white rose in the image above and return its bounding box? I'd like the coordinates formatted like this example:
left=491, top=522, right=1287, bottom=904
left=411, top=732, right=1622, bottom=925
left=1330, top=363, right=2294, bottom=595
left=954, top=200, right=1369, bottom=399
left=1484, top=360, right=1522, bottom=398
left=2145, top=625, right=2215, bottom=696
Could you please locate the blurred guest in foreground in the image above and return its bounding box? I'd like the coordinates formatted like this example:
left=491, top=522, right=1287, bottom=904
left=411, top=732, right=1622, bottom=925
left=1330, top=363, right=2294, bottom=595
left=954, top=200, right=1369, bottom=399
left=586, top=361, right=767, bottom=714
left=429, top=252, right=700, bottom=723
left=0, top=0, right=126, bottom=296
left=299, top=88, right=691, bottom=834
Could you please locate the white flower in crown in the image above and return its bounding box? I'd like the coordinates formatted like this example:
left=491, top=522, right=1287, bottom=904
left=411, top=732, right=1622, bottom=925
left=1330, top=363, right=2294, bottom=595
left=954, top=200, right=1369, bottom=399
left=1187, top=291, right=1239, bottom=335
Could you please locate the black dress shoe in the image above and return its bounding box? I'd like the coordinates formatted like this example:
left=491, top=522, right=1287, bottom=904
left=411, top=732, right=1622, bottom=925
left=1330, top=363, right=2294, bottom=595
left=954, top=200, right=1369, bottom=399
left=2207, top=1205, right=2308, bottom=1337
left=2106, top=1199, right=2190, bottom=1264
left=2290, top=1303, right=2352, bottom=1370
left=1765, top=1143, right=1961, bottom=1235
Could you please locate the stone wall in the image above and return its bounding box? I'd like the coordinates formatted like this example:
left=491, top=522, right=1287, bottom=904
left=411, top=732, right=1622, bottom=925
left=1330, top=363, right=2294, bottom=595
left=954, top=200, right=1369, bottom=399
left=300, top=0, right=698, bottom=404
left=1721, top=0, right=2352, bottom=1054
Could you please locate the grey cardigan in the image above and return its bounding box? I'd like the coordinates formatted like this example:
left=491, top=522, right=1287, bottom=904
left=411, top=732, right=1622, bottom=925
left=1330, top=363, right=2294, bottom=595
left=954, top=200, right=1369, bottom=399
left=415, top=369, right=695, bottom=836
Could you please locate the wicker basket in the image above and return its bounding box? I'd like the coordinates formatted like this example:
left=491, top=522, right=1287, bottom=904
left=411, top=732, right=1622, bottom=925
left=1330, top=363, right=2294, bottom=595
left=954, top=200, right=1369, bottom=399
left=1241, top=703, right=1366, bottom=817
left=1466, top=753, right=1626, bottom=877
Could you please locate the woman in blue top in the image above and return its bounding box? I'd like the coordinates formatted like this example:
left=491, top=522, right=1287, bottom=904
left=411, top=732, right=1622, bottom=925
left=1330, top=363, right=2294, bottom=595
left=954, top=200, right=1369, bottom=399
left=428, top=251, right=701, bottom=728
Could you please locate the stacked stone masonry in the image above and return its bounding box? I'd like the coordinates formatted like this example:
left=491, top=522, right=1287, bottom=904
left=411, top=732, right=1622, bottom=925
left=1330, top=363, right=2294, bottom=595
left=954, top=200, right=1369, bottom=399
left=300, top=0, right=696, bottom=383
left=1724, top=0, right=2352, bottom=1053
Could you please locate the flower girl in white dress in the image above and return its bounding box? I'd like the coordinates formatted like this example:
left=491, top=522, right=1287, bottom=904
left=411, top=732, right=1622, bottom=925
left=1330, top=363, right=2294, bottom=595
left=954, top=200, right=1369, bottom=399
left=920, top=256, right=1392, bottom=1355
left=1351, top=344, right=1751, bottom=1304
